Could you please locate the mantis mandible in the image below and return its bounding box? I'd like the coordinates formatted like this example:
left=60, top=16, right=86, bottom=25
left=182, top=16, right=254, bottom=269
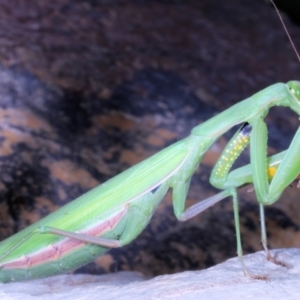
left=0, top=82, right=300, bottom=282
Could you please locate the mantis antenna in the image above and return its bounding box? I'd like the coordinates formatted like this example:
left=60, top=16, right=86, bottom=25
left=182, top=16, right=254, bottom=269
left=270, top=0, right=300, bottom=63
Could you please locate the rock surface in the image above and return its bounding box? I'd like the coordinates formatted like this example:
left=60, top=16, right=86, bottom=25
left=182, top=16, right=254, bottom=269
left=1, top=248, right=300, bottom=300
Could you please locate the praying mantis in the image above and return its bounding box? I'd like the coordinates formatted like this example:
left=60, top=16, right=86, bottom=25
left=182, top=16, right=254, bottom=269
left=0, top=81, right=300, bottom=282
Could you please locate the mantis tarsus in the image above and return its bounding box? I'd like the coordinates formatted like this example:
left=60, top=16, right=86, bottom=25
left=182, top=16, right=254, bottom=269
left=0, top=81, right=300, bottom=282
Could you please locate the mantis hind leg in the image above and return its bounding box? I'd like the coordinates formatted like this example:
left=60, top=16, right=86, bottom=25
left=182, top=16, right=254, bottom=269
left=40, top=183, right=169, bottom=248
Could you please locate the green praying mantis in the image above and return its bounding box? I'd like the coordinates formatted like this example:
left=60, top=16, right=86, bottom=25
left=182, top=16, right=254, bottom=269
left=0, top=81, right=300, bottom=282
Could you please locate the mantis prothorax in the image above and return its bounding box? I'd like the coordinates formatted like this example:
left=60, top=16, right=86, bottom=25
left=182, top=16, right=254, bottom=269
left=0, top=82, right=300, bottom=282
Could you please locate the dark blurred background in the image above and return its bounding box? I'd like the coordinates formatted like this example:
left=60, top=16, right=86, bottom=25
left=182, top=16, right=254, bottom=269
left=0, top=0, right=299, bottom=277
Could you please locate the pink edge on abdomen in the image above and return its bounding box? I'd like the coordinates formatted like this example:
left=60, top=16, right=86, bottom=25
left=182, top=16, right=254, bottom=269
left=3, top=206, right=128, bottom=269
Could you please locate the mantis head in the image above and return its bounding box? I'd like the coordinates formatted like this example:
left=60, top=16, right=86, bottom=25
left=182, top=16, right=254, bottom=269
left=287, top=81, right=300, bottom=102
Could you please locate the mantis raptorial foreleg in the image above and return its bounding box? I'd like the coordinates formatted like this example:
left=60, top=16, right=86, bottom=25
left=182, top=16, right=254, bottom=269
left=181, top=122, right=298, bottom=278
left=212, top=120, right=300, bottom=277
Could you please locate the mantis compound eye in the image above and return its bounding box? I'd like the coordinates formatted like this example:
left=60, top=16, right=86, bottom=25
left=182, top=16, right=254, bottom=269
left=287, top=80, right=300, bottom=102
